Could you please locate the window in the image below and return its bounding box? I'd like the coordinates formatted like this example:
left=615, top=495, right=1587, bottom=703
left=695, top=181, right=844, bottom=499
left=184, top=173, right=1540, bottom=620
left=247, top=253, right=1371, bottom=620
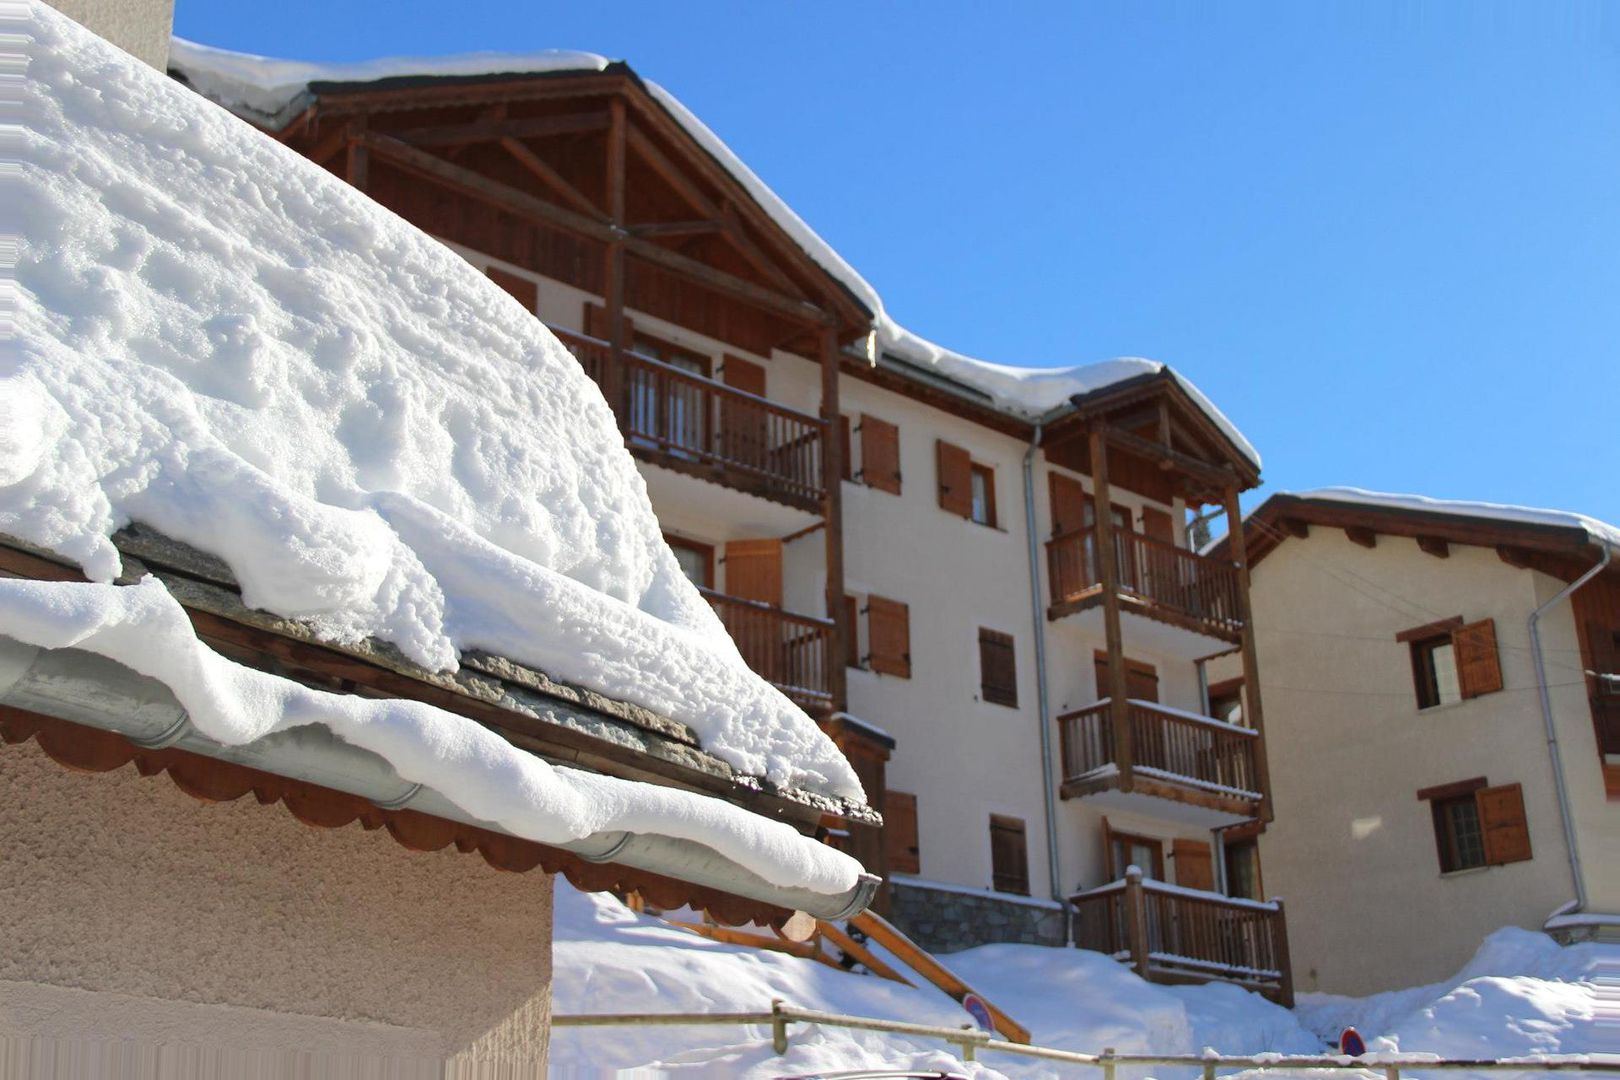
left=1418, top=778, right=1533, bottom=873
left=970, top=464, right=996, bottom=527
left=664, top=535, right=713, bottom=589
left=885, top=791, right=920, bottom=875
left=1104, top=821, right=1164, bottom=880
left=1583, top=621, right=1620, bottom=755
left=486, top=266, right=538, bottom=313
left=1399, top=617, right=1503, bottom=709
left=1224, top=838, right=1262, bottom=900
left=935, top=439, right=997, bottom=526
left=1207, top=677, right=1245, bottom=725
left=990, top=815, right=1030, bottom=895
left=978, top=628, right=1018, bottom=707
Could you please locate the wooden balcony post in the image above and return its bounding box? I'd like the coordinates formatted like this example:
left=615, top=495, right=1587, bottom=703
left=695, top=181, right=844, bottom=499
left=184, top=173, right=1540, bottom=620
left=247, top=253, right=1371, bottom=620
left=344, top=117, right=369, bottom=192
left=821, top=324, right=848, bottom=715
left=1223, top=485, right=1273, bottom=820
left=601, top=96, right=628, bottom=424
left=1272, top=895, right=1295, bottom=1008
left=1123, top=865, right=1149, bottom=978
left=1090, top=426, right=1133, bottom=790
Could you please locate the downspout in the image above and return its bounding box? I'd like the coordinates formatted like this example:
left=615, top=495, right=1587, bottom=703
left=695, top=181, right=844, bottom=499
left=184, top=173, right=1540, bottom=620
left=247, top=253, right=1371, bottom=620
left=1023, top=415, right=1067, bottom=936
left=1529, top=542, right=1611, bottom=913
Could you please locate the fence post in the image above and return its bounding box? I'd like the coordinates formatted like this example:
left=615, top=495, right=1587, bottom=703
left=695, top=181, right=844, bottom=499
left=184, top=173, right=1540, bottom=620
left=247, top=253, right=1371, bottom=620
left=959, top=1025, right=977, bottom=1062
left=771, top=998, right=788, bottom=1055
left=1272, top=896, right=1295, bottom=1008
left=1385, top=1067, right=1400, bottom=1080
left=1124, top=867, right=1150, bottom=978
left=1203, top=1061, right=1217, bottom=1080
left=1102, top=1046, right=1117, bottom=1080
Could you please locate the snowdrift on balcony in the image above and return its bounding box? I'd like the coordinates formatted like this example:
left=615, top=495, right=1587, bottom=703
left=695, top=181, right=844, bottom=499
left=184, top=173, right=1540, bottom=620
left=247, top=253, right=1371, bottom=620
left=3, top=2, right=862, bottom=814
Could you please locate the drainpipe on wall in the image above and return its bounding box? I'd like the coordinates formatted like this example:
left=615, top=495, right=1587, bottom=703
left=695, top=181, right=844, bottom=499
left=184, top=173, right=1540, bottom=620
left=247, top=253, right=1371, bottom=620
left=1529, top=542, right=1611, bottom=914
left=1023, top=413, right=1070, bottom=941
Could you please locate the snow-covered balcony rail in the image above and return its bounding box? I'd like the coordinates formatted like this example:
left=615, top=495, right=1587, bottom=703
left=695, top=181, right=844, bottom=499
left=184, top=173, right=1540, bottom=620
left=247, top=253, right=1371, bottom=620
left=1070, top=868, right=1294, bottom=1006
left=553, top=327, right=826, bottom=510
left=1046, top=525, right=1243, bottom=638
left=1057, top=699, right=1262, bottom=807
left=700, top=588, right=835, bottom=713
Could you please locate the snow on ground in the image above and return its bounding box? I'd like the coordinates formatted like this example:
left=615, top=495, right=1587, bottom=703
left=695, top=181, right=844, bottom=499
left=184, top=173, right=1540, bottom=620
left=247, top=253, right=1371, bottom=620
left=7, top=3, right=863, bottom=813
left=168, top=39, right=1258, bottom=464
left=552, top=886, right=1616, bottom=1078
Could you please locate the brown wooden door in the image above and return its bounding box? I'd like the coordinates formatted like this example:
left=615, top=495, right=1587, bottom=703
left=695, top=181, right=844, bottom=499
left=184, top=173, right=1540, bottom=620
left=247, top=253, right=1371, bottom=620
left=1172, top=839, right=1215, bottom=891
left=1093, top=653, right=1158, bottom=703
left=724, top=539, right=782, bottom=606
left=1049, top=473, right=1088, bottom=537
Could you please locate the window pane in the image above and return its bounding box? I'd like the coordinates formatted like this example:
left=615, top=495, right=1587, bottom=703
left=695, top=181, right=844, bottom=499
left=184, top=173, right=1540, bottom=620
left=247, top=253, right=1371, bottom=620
left=1444, top=797, right=1486, bottom=870
left=669, top=544, right=708, bottom=588
left=970, top=469, right=989, bottom=524
left=1433, top=642, right=1462, bottom=706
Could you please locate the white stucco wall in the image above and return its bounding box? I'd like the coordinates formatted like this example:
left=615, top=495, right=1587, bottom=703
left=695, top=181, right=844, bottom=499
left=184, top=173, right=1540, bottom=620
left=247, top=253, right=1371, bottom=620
left=0, top=737, right=553, bottom=1073
left=1227, top=528, right=1616, bottom=994
left=48, top=0, right=173, bottom=71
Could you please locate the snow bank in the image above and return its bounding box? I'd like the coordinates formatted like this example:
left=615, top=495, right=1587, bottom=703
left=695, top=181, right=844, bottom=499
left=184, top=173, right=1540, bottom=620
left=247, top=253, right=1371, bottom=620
left=551, top=883, right=1320, bottom=1077
left=9, top=2, right=861, bottom=802
left=1296, top=929, right=1610, bottom=1062
left=0, top=574, right=861, bottom=893
left=1293, top=488, right=1620, bottom=554
left=168, top=38, right=1260, bottom=465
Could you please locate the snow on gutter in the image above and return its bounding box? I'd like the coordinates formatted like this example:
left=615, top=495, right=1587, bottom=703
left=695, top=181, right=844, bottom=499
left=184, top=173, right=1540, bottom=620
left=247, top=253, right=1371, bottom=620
left=166, top=38, right=1261, bottom=469
left=0, top=575, right=877, bottom=917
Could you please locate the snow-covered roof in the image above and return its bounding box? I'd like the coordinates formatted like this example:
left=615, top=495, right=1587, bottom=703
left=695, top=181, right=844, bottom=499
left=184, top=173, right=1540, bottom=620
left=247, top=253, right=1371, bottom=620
left=167, top=37, right=1262, bottom=469
left=7, top=3, right=865, bottom=895
left=1289, top=488, right=1620, bottom=553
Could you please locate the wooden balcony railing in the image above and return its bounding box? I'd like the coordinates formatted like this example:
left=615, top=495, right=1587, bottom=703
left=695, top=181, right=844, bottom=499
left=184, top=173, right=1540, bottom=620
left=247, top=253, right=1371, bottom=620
left=552, top=327, right=825, bottom=510
left=1071, top=868, right=1293, bottom=1005
left=1057, top=699, right=1262, bottom=803
left=1046, top=526, right=1243, bottom=637
left=701, top=588, right=834, bottom=712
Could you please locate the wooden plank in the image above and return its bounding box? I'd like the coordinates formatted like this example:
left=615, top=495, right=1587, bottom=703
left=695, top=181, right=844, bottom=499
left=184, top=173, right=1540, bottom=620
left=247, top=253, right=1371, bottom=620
left=816, top=920, right=913, bottom=986
left=631, top=219, right=723, bottom=238
left=1225, top=484, right=1273, bottom=822
left=848, top=910, right=1031, bottom=1044
left=666, top=921, right=841, bottom=968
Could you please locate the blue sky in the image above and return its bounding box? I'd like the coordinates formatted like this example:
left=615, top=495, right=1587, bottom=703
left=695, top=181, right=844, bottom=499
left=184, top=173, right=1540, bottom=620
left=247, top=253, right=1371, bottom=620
left=174, top=2, right=1620, bottom=521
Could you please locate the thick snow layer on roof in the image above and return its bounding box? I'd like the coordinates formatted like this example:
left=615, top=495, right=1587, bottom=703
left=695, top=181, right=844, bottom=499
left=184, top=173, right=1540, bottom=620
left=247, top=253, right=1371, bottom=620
left=167, top=38, right=1261, bottom=468
left=1294, top=488, right=1620, bottom=552
left=0, top=575, right=860, bottom=893
left=8, top=3, right=863, bottom=807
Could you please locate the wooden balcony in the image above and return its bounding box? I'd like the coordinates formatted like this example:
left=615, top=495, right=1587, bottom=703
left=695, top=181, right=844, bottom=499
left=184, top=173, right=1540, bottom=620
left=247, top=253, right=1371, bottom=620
left=1046, top=526, right=1243, bottom=641
left=701, top=588, right=835, bottom=713
left=554, top=327, right=825, bottom=512
left=1057, top=699, right=1262, bottom=819
left=1071, top=868, right=1293, bottom=1005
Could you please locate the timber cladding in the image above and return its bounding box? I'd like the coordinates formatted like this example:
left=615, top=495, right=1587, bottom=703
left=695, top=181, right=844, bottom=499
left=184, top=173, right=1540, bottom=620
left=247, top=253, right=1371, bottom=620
left=865, top=595, right=911, bottom=678
left=859, top=415, right=902, bottom=495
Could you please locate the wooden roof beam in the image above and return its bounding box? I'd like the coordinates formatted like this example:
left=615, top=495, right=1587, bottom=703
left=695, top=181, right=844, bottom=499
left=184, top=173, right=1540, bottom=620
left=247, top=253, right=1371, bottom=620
left=1101, top=425, right=1238, bottom=487
left=359, top=131, right=833, bottom=326
left=631, top=219, right=723, bottom=238
left=499, top=136, right=607, bottom=220
left=395, top=109, right=612, bottom=148
left=1416, top=535, right=1451, bottom=559
left=1345, top=526, right=1379, bottom=549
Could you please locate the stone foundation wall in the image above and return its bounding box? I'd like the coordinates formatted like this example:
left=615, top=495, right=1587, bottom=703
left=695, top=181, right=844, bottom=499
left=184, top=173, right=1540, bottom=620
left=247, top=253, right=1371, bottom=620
left=888, top=880, right=1066, bottom=953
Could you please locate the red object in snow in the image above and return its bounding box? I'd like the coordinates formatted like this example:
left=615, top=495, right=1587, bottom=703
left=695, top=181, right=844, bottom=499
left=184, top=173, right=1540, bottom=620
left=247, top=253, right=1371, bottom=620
left=1340, top=1027, right=1366, bottom=1056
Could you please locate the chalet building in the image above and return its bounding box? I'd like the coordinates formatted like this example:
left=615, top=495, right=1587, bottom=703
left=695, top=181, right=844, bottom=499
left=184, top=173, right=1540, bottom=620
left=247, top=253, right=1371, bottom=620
left=171, top=38, right=1291, bottom=1001
left=1210, top=490, right=1620, bottom=995
left=5, top=6, right=879, bottom=1070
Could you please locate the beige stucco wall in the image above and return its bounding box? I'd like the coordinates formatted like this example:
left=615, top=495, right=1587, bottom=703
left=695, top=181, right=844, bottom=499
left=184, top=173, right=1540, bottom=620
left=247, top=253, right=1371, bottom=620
left=0, top=737, right=553, bottom=1075
left=47, top=0, right=173, bottom=71
left=1223, top=528, right=1617, bottom=994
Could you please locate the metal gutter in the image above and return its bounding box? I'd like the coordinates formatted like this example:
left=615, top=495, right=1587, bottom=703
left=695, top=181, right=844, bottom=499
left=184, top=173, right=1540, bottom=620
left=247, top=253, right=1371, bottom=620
left=0, top=636, right=880, bottom=922
left=1528, top=542, right=1612, bottom=914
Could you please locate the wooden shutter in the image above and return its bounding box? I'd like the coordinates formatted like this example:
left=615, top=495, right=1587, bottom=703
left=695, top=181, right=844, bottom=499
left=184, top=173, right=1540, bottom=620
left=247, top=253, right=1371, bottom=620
left=860, top=415, right=902, bottom=494
left=866, top=595, right=911, bottom=678
left=724, top=539, right=782, bottom=607
left=1477, top=783, right=1532, bottom=865
left=487, top=267, right=538, bottom=313
left=1049, top=473, right=1088, bottom=536
left=885, top=791, right=920, bottom=875
left=1452, top=619, right=1504, bottom=698
left=1172, top=839, right=1215, bottom=891
left=843, top=594, right=861, bottom=668
left=978, top=628, right=1018, bottom=707
left=936, top=439, right=973, bottom=518
left=1141, top=506, right=1174, bottom=545
left=990, top=815, right=1030, bottom=895
left=839, top=414, right=853, bottom=482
